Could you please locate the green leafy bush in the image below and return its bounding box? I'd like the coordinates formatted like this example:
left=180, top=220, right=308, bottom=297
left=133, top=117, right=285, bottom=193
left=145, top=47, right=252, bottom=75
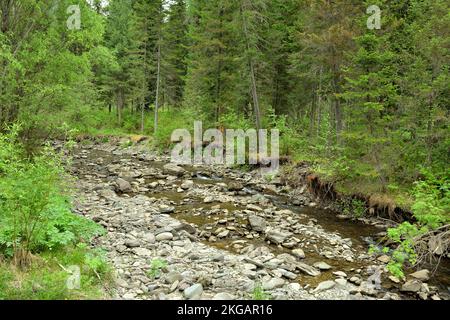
left=0, top=129, right=104, bottom=266
left=381, top=170, right=449, bottom=278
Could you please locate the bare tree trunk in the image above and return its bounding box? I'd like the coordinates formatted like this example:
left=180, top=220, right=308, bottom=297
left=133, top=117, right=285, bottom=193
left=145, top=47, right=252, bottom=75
left=215, top=7, right=224, bottom=123
left=141, top=35, right=148, bottom=133
left=117, top=89, right=123, bottom=126
left=154, top=37, right=161, bottom=134
left=317, top=67, right=323, bottom=137
left=240, top=3, right=261, bottom=132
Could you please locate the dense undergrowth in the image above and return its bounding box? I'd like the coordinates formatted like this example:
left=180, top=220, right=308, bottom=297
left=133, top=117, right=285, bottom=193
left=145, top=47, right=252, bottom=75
left=0, top=126, right=111, bottom=300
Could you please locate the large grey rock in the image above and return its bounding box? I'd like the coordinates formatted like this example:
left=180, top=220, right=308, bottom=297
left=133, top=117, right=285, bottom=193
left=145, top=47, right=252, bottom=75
left=228, top=182, right=244, bottom=191
left=262, top=278, right=285, bottom=290
left=248, top=215, right=267, bottom=232
left=125, top=239, right=140, bottom=248
left=314, top=261, right=332, bottom=271
left=174, top=223, right=197, bottom=235
left=409, top=269, right=430, bottom=281
left=401, top=280, right=422, bottom=293
left=163, top=163, right=186, bottom=176
left=296, top=262, right=321, bottom=277
left=313, top=280, right=335, bottom=293
left=181, top=180, right=194, bottom=190
left=184, top=284, right=203, bottom=300
left=165, top=272, right=183, bottom=284
left=115, top=178, right=132, bottom=193
left=266, top=230, right=290, bottom=244
left=292, top=249, right=306, bottom=259
left=159, top=205, right=175, bottom=214
left=156, top=232, right=174, bottom=241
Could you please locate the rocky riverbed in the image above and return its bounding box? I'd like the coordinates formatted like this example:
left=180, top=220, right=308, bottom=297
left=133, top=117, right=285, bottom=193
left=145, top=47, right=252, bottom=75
left=68, top=138, right=448, bottom=300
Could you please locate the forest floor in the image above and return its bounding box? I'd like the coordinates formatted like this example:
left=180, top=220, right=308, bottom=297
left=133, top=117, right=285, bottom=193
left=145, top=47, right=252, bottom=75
left=67, top=137, right=449, bottom=300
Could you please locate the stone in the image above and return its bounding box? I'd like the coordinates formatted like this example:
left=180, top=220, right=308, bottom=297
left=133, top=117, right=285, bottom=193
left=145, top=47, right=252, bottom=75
left=388, top=276, right=401, bottom=284
left=292, top=249, right=306, bottom=259
left=165, top=271, right=183, bottom=284
left=163, top=163, right=186, bottom=176
left=228, top=182, right=244, bottom=191
left=115, top=178, right=132, bottom=193
left=143, top=233, right=156, bottom=244
left=401, top=280, right=422, bottom=293
left=184, top=284, right=203, bottom=300
left=212, top=254, right=225, bottom=262
left=335, top=278, right=348, bottom=287
left=266, top=230, right=290, bottom=244
left=217, top=230, right=230, bottom=238
left=248, top=215, right=267, bottom=232
left=133, top=247, right=152, bottom=257
left=213, top=292, right=235, bottom=300
left=174, top=223, right=197, bottom=235
left=333, top=271, right=347, bottom=278
left=98, top=188, right=116, bottom=200
left=247, top=204, right=263, bottom=212
left=288, top=283, right=302, bottom=291
left=262, top=278, right=285, bottom=291
left=115, top=278, right=130, bottom=288
left=125, top=239, right=140, bottom=248
left=409, top=269, right=430, bottom=281
left=181, top=180, right=194, bottom=190
left=156, top=232, right=174, bottom=241
left=277, top=268, right=297, bottom=280
left=377, top=255, right=391, bottom=264
left=159, top=205, right=175, bottom=214
left=358, top=281, right=378, bottom=296
left=123, top=293, right=135, bottom=300
left=313, top=280, right=335, bottom=293
left=313, top=261, right=332, bottom=271
left=204, top=196, right=214, bottom=203
left=349, top=276, right=362, bottom=285
left=296, top=262, right=321, bottom=277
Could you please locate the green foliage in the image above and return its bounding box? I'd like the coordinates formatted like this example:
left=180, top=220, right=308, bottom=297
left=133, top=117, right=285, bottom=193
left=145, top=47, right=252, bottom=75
left=339, top=198, right=367, bottom=218
left=382, top=170, right=449, bottom=278
left=0, top=245, right=111, bottom=300
left=0, top=130, right=104, bottom=260
left=251, top=283, right=270, bottom=300
left=147, top=258, right=168, bottom=279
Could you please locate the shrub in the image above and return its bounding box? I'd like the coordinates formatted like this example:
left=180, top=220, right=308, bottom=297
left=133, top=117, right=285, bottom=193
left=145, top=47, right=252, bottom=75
left=0, top=130, right=104, bottom=267
left=378, top=170, right=449, bottom=278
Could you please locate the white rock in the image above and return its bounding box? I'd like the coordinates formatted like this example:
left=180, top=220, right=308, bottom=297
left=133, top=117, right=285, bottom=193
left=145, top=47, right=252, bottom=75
left=184, top=284, right=203, bottom=300
left=213, top=292, right=235, bottom=300
left=156, top=232, right=174, bottom=241
left=313, top=280, right=335, bottom=293
left=292, top=249, right=306, bottom=259
left=263, top=278, right=285, bottom=291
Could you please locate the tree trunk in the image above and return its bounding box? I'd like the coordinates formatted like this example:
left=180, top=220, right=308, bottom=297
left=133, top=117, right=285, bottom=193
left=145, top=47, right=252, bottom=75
left=154, top=36, right=161, bottom=134
left=240, top=3, right=261, bottom=132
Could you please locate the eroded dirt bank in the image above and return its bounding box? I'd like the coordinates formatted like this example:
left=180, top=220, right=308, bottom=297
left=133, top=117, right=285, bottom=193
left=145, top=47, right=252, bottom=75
left=67, top=138, right=449, bottom=300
